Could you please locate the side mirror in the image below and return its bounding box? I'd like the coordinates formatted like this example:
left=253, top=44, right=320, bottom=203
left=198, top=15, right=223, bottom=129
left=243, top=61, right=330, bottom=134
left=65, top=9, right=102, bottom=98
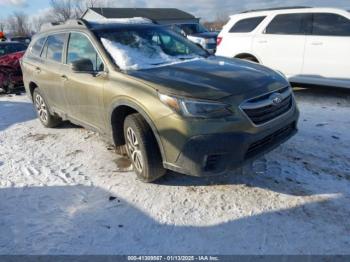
left=71, top=59, right=94, bottom=73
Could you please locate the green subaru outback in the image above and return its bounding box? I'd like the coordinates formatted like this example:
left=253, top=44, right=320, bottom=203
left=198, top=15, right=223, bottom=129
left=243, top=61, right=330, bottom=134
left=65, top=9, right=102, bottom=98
left=21, top=19, right=299, bottom=182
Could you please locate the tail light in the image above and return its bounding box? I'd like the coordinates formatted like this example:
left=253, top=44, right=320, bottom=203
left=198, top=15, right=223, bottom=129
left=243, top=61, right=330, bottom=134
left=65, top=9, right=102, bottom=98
left=217, top=37, right=223, bottom=46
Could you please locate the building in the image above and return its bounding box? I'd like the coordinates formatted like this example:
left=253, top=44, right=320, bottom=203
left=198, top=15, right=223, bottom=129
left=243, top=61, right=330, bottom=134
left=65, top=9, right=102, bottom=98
left=81, top=8, right=199, bottom=25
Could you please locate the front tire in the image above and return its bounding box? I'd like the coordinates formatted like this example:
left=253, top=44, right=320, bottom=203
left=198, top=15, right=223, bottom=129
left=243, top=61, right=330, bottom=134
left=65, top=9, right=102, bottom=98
left=124, top=113, right=166, bottom=182
left=33, top=89, right=61, bottom=128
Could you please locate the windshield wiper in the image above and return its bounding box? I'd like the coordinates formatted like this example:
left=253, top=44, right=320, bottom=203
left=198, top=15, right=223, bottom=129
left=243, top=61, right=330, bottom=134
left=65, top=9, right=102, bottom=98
left=177, top=56, right=198, bottom=60
left=150, top=62, right=170, bottom=66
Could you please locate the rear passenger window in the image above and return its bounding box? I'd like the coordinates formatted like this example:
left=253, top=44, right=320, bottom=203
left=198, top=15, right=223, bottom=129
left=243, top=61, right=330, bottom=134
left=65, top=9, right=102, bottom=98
left=312, top=13, right=350, bottom=36
left=44, top=34, right=66, bottom=62
left=31, top=37, right=46, bottom=56
left=265, top=14, right=310, bottom=35
left=230, top=16, right=266, bottom=33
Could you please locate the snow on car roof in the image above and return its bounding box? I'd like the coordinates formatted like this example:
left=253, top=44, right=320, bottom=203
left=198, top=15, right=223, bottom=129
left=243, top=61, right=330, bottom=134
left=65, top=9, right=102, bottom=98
left=88, top=17, right=153, bottom=29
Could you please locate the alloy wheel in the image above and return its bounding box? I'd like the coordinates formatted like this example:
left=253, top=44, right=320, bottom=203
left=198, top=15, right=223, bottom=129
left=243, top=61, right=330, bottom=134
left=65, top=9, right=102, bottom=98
left=126, top=127, right=144, bottom=173
left=35, top=94, right=48, bottom=123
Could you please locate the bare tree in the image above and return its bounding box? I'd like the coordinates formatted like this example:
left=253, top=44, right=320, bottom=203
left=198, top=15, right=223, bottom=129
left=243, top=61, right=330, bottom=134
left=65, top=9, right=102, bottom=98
left=7, top=12, right=31, bottom=36
left=203, top=12, right=229, bottom=32
left=0, top=17, right=5, bottom=32
left=50, top=0, right=75, bottom=22
left=31, top=15, right=52, bottom=33
left=49, top=0, right=106, bottom=22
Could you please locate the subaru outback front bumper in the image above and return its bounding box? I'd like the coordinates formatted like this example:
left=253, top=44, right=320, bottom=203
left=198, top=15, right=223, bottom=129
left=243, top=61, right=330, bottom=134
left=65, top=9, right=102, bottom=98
left=163, top=113, right=298, bottom=177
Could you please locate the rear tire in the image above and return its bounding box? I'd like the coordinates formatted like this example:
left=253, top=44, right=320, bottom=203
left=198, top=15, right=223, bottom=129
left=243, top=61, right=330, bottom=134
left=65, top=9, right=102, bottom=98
left=123, top=113, right=166, bottom=182
left=33, top=89, right=62, bottom=128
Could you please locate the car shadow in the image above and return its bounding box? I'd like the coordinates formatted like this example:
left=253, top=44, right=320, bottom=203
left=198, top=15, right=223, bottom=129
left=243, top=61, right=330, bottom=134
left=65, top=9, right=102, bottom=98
left=0, top=100, right=37, bottom=131
left=292, top=84, right=350, bottom=107
left=155, top=160, right=340, bottom=197
left=56, top=121, right=83, bottom=129
left=0, top=185, right=348, bottom=254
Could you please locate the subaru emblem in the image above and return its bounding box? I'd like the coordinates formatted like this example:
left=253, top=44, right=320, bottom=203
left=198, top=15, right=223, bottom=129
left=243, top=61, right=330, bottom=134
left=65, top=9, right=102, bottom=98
left=270, top=93, right=283, bottom=105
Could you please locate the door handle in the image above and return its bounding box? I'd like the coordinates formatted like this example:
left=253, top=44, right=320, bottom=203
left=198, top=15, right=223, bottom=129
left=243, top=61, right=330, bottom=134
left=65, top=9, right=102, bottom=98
left=60, top=75, right=68, bottom=81
left=311, top=42, right=323, bottom=46
left=35, top=67, right=41, bottom=74
left=258, top=40, right=268, bottom=44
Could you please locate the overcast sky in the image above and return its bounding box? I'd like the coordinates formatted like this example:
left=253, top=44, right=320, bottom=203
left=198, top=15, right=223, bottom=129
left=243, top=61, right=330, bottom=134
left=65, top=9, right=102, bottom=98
left=0, top=0, right=349, bottom=21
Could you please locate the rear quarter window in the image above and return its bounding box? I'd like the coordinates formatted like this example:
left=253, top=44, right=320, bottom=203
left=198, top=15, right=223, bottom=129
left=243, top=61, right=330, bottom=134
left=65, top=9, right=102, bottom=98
left=42, top=34, right=66, bottom=63
left=30, top=37, right=47, bottom=57
left=229, top=16, right=266, bottom=33
left=312, top=13, right=350, bottom=36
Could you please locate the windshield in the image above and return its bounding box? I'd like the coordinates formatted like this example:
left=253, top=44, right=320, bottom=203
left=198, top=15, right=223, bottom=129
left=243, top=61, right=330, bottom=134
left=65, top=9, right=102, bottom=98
left=177, top=23, right=209, bottom=35
left=0, top=43, right=27, bottom=57
left=95, top=26, right=208, bottom=70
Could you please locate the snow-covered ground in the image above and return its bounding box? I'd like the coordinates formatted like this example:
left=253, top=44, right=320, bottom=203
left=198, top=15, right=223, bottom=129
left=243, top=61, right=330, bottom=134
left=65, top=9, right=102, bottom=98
left=0, top=87, right=349, bottom=255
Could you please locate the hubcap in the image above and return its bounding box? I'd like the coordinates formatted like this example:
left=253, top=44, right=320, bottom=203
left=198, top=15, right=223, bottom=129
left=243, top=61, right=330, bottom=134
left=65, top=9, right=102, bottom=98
left=35, top=94, right=48, bottom=123
left=126, top=127, right=144, bottom=173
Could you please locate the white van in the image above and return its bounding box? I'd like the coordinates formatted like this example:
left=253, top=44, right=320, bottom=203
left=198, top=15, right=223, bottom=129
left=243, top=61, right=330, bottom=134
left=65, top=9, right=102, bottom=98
left=216, top=7, right=350, bottom=89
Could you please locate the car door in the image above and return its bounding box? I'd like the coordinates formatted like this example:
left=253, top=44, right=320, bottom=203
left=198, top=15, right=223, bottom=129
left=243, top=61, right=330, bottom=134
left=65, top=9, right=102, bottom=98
left=302, top=13, right=350, bottom=87
left=61, top=32, right=106, bottom=131
left=252, top=13, right=311, bottom=77
left=37, top=33, right=68, bottom=112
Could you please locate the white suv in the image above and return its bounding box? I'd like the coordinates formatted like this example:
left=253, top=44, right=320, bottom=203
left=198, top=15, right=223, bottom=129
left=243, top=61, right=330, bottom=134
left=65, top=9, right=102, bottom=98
left=216, top=7, right=350, bottom=89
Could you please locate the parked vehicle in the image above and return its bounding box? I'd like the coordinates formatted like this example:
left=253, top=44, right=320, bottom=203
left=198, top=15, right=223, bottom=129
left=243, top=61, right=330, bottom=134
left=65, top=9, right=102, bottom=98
left=0, top=32, right=6, bottom=42
left=10, top=36, right=31, bottom=44
left=21, top=19, right=299, bottom=182
left=0, top=42, right=27, bottom=93
left=168, top=23, right=218, bottom=53
left=82, top=8, right=218, bottom=53
left=216, top=7, right=350, bottom=89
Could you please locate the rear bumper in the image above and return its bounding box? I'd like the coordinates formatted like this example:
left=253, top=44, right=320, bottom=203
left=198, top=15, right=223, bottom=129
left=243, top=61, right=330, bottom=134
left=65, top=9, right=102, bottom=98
left=164, top=117, right=298, bottom=177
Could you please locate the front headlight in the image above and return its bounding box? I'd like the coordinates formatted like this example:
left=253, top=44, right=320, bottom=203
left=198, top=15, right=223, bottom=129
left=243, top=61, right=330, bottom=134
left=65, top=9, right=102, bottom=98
left=159, top=93, right=233, bottom=118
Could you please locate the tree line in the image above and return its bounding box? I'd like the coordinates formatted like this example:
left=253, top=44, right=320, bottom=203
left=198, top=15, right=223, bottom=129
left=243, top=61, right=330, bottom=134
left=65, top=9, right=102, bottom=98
left=0, top=0, right=107, bottom=36
left=0, top=0, right=229, bottom=37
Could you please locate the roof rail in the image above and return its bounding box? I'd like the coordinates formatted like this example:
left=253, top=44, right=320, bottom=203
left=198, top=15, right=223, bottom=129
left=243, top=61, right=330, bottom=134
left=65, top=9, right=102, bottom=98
left=40, top=19, right=88, bottom=32
left=241, top=6, right=311, bottom=13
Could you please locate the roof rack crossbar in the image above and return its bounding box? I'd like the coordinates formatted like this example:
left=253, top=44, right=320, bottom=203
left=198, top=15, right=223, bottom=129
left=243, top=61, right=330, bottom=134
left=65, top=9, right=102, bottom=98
left=241, top=6, right=311, bottom=13
left=40, top=19, right=88, bottom=32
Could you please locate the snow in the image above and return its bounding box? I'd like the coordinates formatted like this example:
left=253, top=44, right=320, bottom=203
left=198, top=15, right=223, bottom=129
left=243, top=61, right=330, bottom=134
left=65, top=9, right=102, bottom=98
left=101, top=37, right=201, bottom=70
left=0, top=89, right=349, bottom=255
left=89, top=17, right=153, bottom=26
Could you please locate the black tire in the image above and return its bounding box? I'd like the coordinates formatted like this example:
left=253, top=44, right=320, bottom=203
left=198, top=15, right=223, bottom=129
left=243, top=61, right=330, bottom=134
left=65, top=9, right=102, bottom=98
left=123, top=113, right=166, bottom=182
left=33, top=89, right=62, bottom=128
left=240, top=56, right=259, bottom=63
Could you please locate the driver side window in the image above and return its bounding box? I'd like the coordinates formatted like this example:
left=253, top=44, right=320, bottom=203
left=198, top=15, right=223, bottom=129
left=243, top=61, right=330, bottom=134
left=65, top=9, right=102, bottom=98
left=67, top=33, right=104, bottom=71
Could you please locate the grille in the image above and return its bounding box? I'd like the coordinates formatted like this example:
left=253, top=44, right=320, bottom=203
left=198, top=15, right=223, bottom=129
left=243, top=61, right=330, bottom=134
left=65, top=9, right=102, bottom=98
left=246, top=123, right=295, bottom=159
left=241, top=87, right=293, bottom=125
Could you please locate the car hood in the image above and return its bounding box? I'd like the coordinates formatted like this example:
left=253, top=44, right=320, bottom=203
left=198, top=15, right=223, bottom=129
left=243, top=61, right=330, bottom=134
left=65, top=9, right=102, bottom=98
left=189, top=31, right=219, bottom=39
left=127, top=56, right=289, bottom=100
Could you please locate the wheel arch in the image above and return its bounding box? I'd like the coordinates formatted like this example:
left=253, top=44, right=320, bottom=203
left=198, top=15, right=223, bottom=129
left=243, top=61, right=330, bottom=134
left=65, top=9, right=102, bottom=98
left=109, top=99, right=166, bottom=162
left=234, top=53, right=261, bottom=63
left=28, top=81, right=39, bottom=100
